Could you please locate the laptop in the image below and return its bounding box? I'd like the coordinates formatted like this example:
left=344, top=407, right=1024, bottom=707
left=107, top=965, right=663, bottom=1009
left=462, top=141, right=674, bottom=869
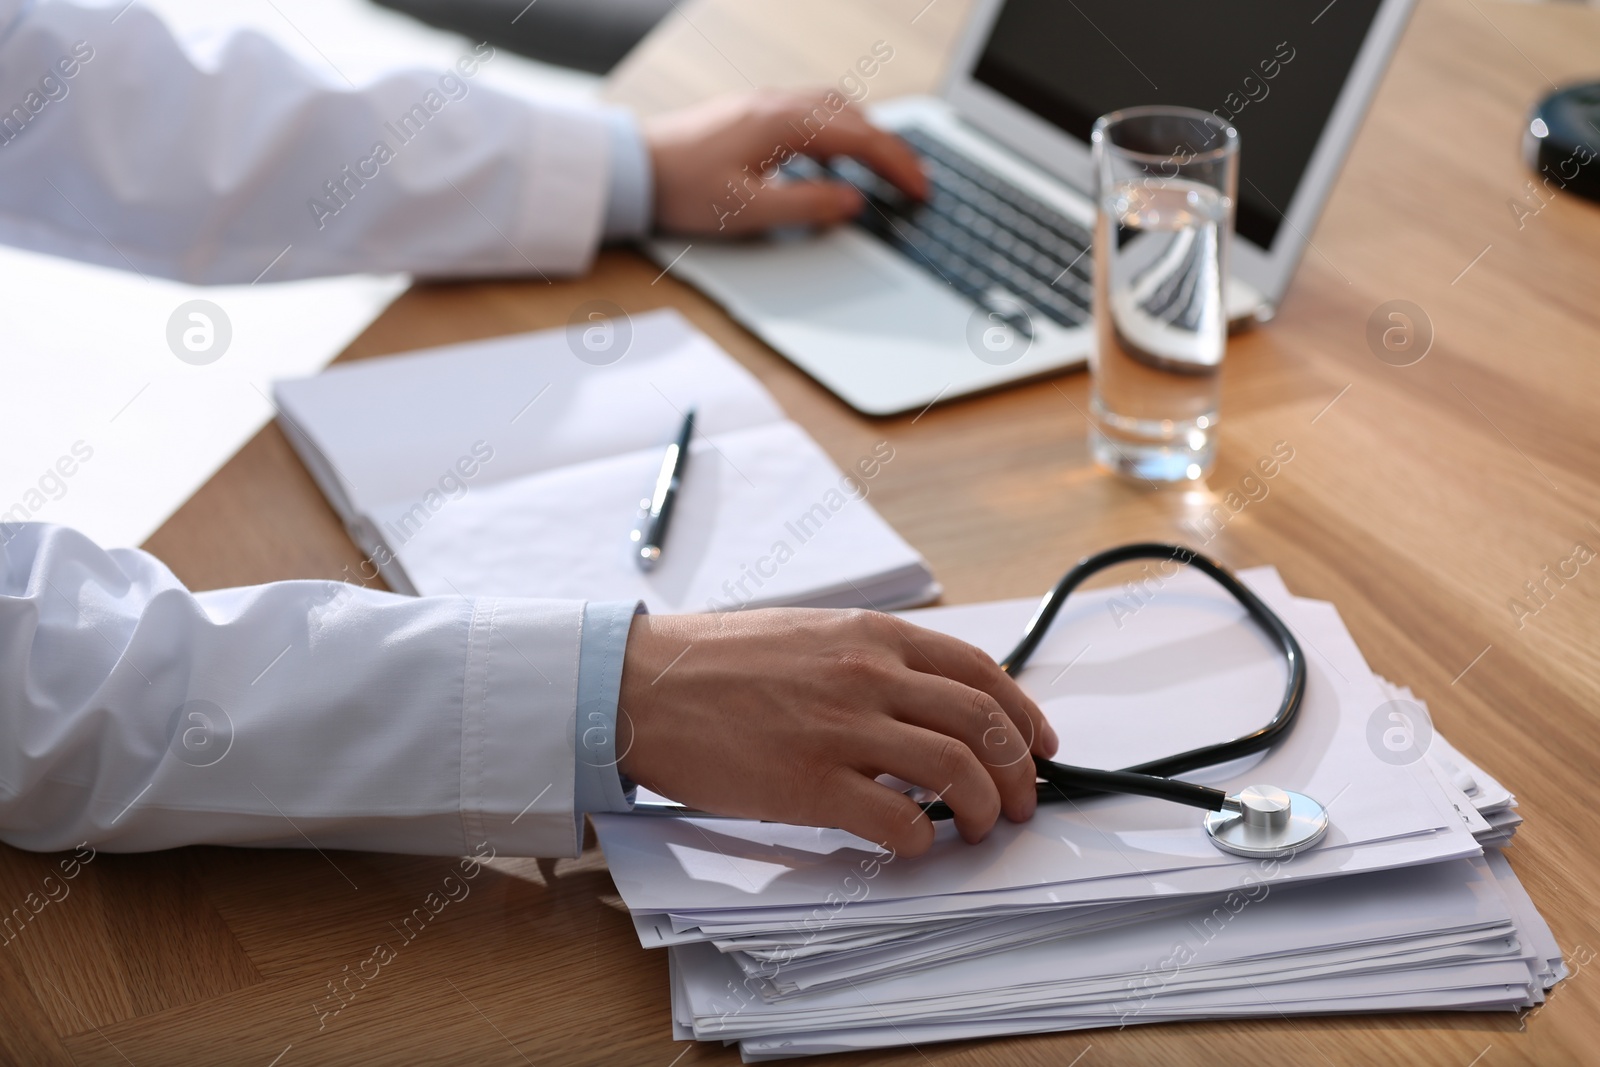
left=651, top=0, right=1415, bottom=416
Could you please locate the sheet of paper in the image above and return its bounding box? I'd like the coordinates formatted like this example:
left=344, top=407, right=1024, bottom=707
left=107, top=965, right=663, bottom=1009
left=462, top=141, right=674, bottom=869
left=660, top=824, right=1480, bottom=934
left=272, top=309, right=784, bottom=520
left=0, top=244, right=405, bottom=547
left=380, top=420, right=926, bottom=612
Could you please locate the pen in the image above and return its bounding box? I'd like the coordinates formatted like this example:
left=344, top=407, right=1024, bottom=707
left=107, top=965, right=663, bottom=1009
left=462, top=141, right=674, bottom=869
left=632, top=408, right=695, bottom=571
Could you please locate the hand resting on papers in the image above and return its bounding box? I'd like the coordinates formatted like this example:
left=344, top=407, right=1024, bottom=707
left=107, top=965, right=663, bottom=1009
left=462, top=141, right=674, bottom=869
left=616, top=608, right=1058, bottom=856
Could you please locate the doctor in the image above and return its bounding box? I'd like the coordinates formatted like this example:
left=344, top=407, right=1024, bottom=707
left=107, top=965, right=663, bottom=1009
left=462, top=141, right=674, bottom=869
left=0, top=0, right=1057, bottom=863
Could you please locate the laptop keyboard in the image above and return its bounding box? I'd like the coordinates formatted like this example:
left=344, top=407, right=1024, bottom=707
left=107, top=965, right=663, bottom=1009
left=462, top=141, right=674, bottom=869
left=810, top=126, right=1094, bottom=334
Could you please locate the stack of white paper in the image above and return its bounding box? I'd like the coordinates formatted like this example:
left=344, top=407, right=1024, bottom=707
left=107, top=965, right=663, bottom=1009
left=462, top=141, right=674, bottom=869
left=593, top=566, right=1563, bottom=1059
left=273, top=310, right=938, bottom=613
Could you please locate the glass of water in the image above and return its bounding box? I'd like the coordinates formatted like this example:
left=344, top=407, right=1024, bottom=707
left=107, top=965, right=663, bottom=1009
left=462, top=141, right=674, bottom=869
left=1088, top=106, right=1239, bottom=482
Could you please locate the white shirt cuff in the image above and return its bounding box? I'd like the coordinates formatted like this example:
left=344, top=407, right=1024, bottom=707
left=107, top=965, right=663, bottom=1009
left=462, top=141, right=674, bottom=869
left=461, top=597, right=585, bottom=857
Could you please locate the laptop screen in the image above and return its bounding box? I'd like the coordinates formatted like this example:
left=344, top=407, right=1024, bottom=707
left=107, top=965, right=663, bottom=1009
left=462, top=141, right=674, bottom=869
left=972, top=0, right=1384, bottom=250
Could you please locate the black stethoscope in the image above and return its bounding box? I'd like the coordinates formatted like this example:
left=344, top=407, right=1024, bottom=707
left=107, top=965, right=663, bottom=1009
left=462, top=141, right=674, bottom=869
left=635, top=542, right=1331, bottom=859
left=917, top=542, right=1329, bottom=858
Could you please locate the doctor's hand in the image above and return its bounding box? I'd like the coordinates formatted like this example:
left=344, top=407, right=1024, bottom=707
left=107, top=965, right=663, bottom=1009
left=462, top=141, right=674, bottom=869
left=643, top=92, right=928, bottom=237
left=614, top=608, right=1058, bottom=857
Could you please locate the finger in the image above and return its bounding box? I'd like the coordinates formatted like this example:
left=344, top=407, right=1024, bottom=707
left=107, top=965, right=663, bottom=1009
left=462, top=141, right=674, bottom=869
left=722, top=179, right=862, bottom=234
left=889, top=619, right=1059, bottom=758
left=889, top=672, right=1038, bottom=823
left=802, top=764, right=936, bottom=858
left=857, top=723, right=1003, bottom=845
left=797, top=106, right=930, bottom=200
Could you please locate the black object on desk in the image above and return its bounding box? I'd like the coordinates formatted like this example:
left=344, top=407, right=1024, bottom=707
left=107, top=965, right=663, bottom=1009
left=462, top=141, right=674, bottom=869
left=1524, top=82, right=1600, bottom=204
left=631, top=408, right=694, bottom=572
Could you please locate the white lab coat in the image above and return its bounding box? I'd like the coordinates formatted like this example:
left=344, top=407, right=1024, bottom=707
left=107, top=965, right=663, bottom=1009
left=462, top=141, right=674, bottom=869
left=0, top=0, right=621, bottom=282
left=0, top=1, right=640, bottom=856
left=0, top=523, right=592, bottom=857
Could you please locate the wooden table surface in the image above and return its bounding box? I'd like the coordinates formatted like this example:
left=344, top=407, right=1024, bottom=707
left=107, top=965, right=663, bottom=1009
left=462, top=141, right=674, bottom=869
left=6, top=0, right=1599, bottom=1063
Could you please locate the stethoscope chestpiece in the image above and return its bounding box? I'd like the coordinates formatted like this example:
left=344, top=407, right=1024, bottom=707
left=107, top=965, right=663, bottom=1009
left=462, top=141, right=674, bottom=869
left=1203, top=784, right=1329, bottom=858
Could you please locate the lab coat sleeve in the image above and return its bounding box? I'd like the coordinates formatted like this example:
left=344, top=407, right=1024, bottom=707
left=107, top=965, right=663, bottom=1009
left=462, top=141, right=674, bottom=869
left=0, top=0, right=631, bottom=283
left=0, top=522, right=594, bottom=857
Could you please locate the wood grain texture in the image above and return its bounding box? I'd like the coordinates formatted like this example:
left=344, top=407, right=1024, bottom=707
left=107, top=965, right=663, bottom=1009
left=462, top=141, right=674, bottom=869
left=12, top=0, right=1600, bottom=1062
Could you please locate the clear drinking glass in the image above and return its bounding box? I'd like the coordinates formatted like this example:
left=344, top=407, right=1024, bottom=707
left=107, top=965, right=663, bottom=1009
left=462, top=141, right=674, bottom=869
left=1088, top=106, right=1239, bottom=482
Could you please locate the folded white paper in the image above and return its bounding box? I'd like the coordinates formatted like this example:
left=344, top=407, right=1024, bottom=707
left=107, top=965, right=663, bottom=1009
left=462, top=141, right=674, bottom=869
left=274, top=309, right=937, bottom=611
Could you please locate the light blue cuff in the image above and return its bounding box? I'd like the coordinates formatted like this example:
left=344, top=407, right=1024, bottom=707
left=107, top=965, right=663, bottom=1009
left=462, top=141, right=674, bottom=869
left=574, top=600, right=644, bottom=814
left=601, top=109, right=653, bottom=241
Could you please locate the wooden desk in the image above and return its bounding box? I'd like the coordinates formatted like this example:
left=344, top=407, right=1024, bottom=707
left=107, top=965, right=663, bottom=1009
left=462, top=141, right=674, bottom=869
left=7, top=0, right=1598, bottom=1063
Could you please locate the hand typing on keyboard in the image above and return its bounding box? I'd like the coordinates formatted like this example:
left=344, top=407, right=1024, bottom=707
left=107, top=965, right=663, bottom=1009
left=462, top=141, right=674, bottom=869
left=644, top=91, right=928, bottom=236
left=831, top=128, right=1095, bottom=331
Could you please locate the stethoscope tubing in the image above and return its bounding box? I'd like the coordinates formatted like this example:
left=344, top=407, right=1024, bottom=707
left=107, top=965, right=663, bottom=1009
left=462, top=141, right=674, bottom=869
left=919, top=543, right=1306, bottom=821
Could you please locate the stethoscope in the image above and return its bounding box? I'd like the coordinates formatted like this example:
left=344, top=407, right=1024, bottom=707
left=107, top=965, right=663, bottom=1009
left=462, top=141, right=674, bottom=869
left=635, top=542, right=1331, bottom=859
left=918, top=542, right=1329, bottom=859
